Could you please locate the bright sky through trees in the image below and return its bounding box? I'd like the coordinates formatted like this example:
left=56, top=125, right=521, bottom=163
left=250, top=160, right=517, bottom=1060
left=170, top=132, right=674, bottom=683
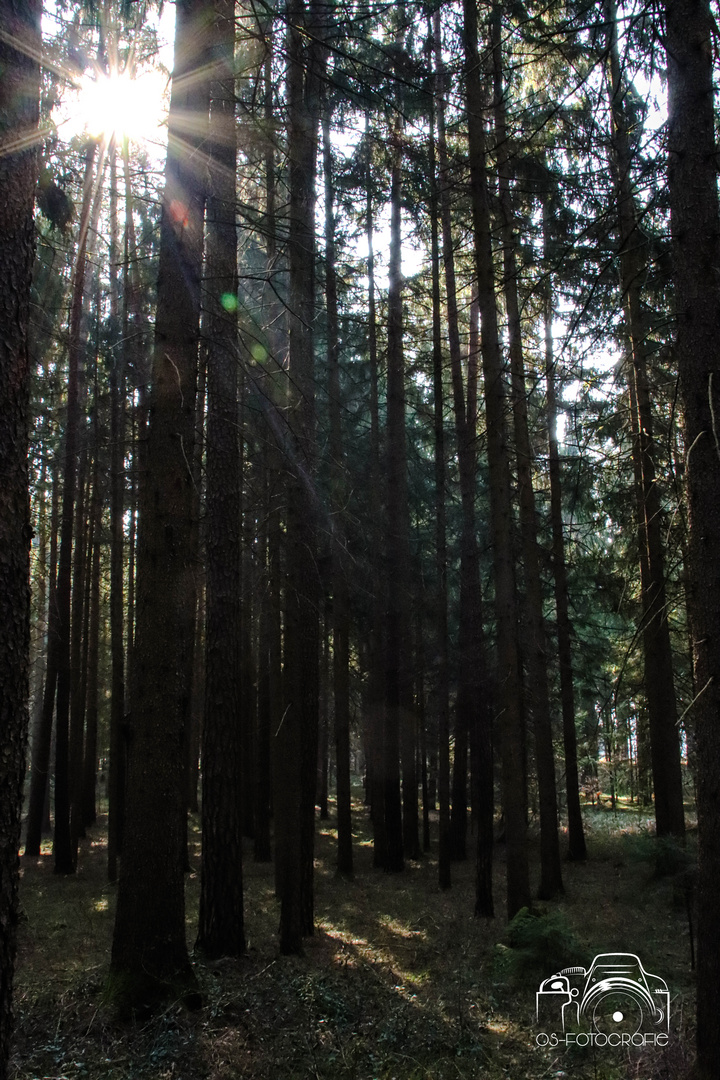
left=68, top=68, right=168, bottom=142
left=45, top=0, right=174, bottom=150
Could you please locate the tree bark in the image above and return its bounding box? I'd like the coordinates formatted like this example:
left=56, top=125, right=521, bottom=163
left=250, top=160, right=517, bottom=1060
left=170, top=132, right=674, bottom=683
left=542, top=193, right=586, bottom=862
left=110, top=0, right=210, bottom=1011
left=25, top=455, right=60, bottom=857
left=384, top=88, right=409, bottom=872
left=492, top=11, right=563, bottom=900
left=434, top=14, right=492, bottom=908
left=277, top=0, right=326, bottom=953
left=323, top=106, right=353, bottom=878
left=196, top=0, right=246, bottom=959
left=0, top=0, right=40, bottom=1070
left=428, top=62, right=451, bottom=889
left=364, top=120, right=388, bottom=870
left=53, top=140, right=99, bottom=875
left=463, top=0, right=530, bottom=918
left=605, top=0, right=685, bottom=841
left=664, top=1, right=720, bottom=1073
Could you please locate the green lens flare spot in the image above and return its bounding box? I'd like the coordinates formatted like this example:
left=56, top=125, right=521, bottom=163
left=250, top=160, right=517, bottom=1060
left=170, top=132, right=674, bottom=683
left=251, top=342, right=268, bottom=362
left=220, top=292, right=238, bottom=312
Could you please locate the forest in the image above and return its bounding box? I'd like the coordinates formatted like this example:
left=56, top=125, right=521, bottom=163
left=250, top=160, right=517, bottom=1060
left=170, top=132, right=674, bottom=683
left=1, top=0, right=720, bottom=1076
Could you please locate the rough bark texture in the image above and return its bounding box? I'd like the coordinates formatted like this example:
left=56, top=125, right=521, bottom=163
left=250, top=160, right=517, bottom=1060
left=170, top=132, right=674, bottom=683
left=109, top=0, right=210, bottom=1011
left=664, top=1, right=720, bottom=1074
left=0, top=0, right=40, bottom=1071
left=196, top=0, right=245, bottom=959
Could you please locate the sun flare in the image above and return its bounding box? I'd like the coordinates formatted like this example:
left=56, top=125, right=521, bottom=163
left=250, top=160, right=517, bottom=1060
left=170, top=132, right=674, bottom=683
left=69, top=67, right=168, bottom=145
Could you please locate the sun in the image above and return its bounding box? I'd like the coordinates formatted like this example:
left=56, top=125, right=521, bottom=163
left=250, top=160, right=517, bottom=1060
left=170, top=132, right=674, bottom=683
left=65, top=66, right=168, bottom=145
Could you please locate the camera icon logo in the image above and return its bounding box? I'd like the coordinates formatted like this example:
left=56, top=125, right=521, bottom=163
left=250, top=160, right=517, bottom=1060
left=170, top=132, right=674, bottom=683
left=536, top=953, right=670, bottom=1036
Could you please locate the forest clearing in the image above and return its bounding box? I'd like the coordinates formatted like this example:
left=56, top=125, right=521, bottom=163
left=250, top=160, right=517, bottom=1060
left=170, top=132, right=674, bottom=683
left=12, top=795, right=696, bottom=1080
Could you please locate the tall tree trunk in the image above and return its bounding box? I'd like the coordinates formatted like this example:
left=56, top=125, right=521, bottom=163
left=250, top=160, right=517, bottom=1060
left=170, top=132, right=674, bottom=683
left=68, top=306, right=92, bottom=860
left=605, top=1, right=685, bottom=840
left=664, top=1, right=720, bottom=1073
left=82, top=447, right=101, bottom=830
left=365, top=120, right=387, bottom=870
left=186, top=354, right=206, bottom=821
left=54, top=139, right=100, bottom=876
left=463, top=0, right=530, bottom=918
left=433, top=15, right=491, bottom=896
left=542, top=194, right=586, bottom=862
left=384, top=86, right=409, bottom=872
left=323, top=107, right=353, bottom=878
left=108, top=141, right=128, bottom=880
left=428, top=61, right=451, bottom=889
left=277, top=0, right=326, bottom=953
left=197, top=0, right=245, bottom=958
left=254, top=31, right=278, bottom=865
left=110, top=0, right=210, bottom=1011
left=25, top=455, right=60, bottom=857
left=492, top=12, right=563, bottom=900
left=0, top=0, right=40, bottom=1069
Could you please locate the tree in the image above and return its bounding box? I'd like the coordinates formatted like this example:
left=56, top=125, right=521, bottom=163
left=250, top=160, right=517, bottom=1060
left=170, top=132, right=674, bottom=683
left=323, top=104, right=353, bottom=879
left=54, top=138, right=99, bottom=876
left=109, top=0, right=211, bottom=1011
left=383, top=49, right=410, bottom=872
left=276, top=0, right=326, bottom=953
left=463, top=0, right=530, bottom=918
left=492, top=9, right=563, bottom=900
left=542, top=189, right=586, bottom=863
left=0, top=0, right=41, bottom=1071
left=664, top=0, right=720, bottom=1073
left=604, top=0, right=684, bottom=841
left=196, top=0, right=246, bottom=959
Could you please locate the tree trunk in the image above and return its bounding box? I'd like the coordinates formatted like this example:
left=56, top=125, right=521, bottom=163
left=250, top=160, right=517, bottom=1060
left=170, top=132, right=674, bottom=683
left=434, top=15, right=492, bottom=899
left=25, top=455, right=60, bottom=857
left=542, top=194, right=586, bottom=862
left=463, top=0, right=530, bottom=918
left=664, top=1, right=720, bottom=1073
left=384, top=90, right=409, bottom=872
left=365, top=120, right=388, bottom=870
left=277, top=0, right=326, bottom=953
left=324, top=108, right=353, bottom=877
left=605, top=1, right=685, bottom=841
left=492, top=12, right=563, bottom=900
left=197, top=0, right=245, bottom=958
left=0, top=0, right=40, bottom=1069
left=82, top=398, right=102, bottom=829
left=53, top=140, right=99, bottom=876
left=428, top=48, right=451, bottom=889
left=108, top=141, right=128, bottom=881
left=109, top=0, right=210, bottom=1011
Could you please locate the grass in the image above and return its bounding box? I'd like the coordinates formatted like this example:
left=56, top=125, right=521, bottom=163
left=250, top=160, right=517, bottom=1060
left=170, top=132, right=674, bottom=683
left=11, top=794, right=697, bottom=1080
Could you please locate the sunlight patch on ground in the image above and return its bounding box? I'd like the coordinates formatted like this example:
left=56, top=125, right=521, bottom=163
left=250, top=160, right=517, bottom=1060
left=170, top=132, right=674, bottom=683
left=378, top=914, right=428, bottom=941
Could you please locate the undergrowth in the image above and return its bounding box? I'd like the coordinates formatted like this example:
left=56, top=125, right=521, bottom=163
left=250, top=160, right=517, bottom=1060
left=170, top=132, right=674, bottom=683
left=11, top=800, right=696, bottom=1080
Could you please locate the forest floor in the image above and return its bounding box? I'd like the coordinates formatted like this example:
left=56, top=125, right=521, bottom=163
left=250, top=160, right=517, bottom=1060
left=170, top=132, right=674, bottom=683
left=11, top=791, right=697, bottom=1080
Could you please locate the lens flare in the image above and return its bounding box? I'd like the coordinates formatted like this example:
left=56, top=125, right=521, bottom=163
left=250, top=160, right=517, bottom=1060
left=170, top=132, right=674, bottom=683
left=68, top=67, right=168, bottom=144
